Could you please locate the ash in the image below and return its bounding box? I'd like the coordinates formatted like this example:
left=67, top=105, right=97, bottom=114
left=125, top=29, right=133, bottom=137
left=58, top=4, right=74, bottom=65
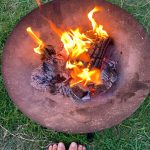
left=31, top=41, right=118, bottom=103
left=31, top=61, right=56, bottom=91
left=31, top=45, right=71, bottom=97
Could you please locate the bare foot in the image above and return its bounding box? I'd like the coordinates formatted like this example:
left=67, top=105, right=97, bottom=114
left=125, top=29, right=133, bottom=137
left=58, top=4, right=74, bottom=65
left=48, top=142, right=65, bottom=150
left=47, top=142, right=86, bottom=150
left=69, top=142, right=86, bottom=150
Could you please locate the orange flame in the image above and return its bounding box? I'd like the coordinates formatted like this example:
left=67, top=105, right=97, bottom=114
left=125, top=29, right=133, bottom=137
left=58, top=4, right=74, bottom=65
left=88, top=7, right=108, bottom=38
left=48, top=20, right=62, bottom=37
left=35, top=0, right=41, bottom=7
left=26, top=27, right=45, bottom=54
left=70, top=67, right=101, bottom=87
left=61, top=28, right=92, bottom=57
left=88, top=7, right=100, bottom=31
left=60, top=7, right=108, bottom=87
left=66, top=61, right=83, bottom=69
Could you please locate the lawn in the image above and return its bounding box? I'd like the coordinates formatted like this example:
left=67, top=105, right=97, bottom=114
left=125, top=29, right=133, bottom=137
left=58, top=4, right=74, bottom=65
left=0, top=0, right=150, bottom=149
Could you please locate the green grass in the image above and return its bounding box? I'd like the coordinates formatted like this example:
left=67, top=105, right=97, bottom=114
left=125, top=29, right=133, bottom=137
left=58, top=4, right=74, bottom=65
left=0, top=0, right=150, bottom=149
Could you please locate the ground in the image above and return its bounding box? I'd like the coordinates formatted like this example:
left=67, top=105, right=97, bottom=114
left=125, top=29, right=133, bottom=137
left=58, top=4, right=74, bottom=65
left=0, top=0, right=150, bottom=150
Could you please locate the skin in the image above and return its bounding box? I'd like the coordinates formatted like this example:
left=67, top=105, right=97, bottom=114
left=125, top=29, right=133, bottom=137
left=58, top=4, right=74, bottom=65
left=48, top=142, right=86, bottom=150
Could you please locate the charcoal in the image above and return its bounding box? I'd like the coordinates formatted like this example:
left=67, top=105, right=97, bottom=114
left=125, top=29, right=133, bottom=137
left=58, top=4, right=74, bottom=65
left=31, top=63, right=56, bottom=90
left=71, top=86, right=85, bottom=98
left=70, top=90, right=91, bottom=103
left=31, top=58, right=71, bottom=95
left=70, top=91, right=83, bottom=102
left=89, top=38, right=111, bottom=69
left=103, top=81, right=113, bottom=89
left=43, top=61, right=54, bottom=73
left=98, top=57, right=118, bottom=92
left=52, top=58, right=58, bottom=64
left=41, top=45, right=56, bottom=61
left=55, top=74, right=66, bottom=83
left=44, top=45, right=56, bottom=59
left=57, top=83, right=72, bottom=97
left=31, top=59, right=61, bottom=91
left=49, top=84, right=57, bottom=94
left=81, top=91, right=91, bottom=101
left=70, top=86, right=91, bottom=102
left=51, top=56, right=66, bottom=74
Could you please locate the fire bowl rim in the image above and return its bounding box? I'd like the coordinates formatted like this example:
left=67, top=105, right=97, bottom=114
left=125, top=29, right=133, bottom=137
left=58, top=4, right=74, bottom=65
left=2, top=0, right=150, bottom=133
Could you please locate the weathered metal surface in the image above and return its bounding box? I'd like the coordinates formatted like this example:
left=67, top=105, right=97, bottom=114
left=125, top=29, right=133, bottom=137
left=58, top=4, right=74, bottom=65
left=2, top=0, right=150, bottom=133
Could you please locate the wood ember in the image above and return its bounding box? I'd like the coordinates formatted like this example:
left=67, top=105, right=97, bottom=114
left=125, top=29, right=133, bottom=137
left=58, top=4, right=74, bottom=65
left=89, top=38, right=111, bottom=69
left=70, top=87, right=91, bottom=103
left=71, top=86, right=87, bottom=99
left=41, top=45, right=55, bottom=61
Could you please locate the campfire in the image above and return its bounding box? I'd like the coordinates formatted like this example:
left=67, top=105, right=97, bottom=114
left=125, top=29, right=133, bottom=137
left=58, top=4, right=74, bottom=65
left=2, top=0, right=149, bottom=133
left=26, top=7, right=118, bottom=102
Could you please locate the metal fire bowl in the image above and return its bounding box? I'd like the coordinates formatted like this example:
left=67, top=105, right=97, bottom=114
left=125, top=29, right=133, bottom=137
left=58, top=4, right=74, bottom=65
left=2, top=0, right=150, bottom=133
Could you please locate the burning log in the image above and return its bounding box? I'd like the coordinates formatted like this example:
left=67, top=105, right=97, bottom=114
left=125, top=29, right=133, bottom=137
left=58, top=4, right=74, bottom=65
left=42, top=45, right=56, bottom=60
left=89, top=37, right=111, bottom=69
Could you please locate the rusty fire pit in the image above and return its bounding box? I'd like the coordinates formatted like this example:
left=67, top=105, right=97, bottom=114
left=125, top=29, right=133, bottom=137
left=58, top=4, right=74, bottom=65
left=2, top=0, right=150, bottom=133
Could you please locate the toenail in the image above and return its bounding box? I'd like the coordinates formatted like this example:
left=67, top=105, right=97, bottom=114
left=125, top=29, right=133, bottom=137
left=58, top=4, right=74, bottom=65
left=48, top=145, right=53, bottom=150
left=78, top=145, right=83, bottom=150
left=83, top=146, right=86, bottom=150
left=70, top=142, right=77, bottom=148
left=58, top=142, right=64, bottom=146
left=53, top=144, right=57, bottom=149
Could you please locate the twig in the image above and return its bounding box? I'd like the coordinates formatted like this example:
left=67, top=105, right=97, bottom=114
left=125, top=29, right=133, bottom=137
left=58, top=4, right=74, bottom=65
left=0, top=124, right=46, bottom=143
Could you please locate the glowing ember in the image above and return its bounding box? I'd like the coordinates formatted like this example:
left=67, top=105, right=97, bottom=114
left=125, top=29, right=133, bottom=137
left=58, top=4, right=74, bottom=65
left=70, top=67, right=101, bottom=87
left=26, top=27, right=45, bottom=54
left=66, top=61, right=83, bottom=69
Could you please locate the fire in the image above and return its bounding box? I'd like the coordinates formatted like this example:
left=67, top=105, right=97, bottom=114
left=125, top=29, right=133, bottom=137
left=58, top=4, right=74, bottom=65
left=70, top=67, right=101, bottom=87
left=88, top=7, right=100, bottom=31
left=66, top=61, right=83, bottom=69
left=26, top=7, right=109, bottom=88
left=61, top=28, right=92, bottom=57
left=88, top=7, right=108, bottom=38
left=77, top=68, right=101, bottom=86
left=60, top=7, right=108, bottom=87
left=26, top=27, right=45, bottom=54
